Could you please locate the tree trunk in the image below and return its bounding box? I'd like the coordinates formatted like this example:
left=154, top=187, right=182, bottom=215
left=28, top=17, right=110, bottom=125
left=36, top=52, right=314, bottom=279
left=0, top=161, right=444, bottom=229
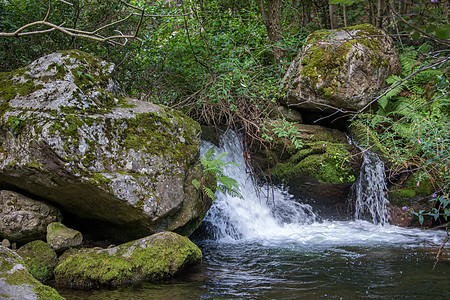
left=329, top=1, right=338, bottom=29
left=377, top=0, right=383, bottom=28
left=343, top=4, right=347, bottom=27
left=257, top=0, right=284, bottom=63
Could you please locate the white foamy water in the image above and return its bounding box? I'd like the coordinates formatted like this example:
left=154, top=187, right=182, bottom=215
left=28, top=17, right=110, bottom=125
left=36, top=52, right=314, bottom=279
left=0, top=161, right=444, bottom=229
left=202, top=131, right=446, bottom=248
left=351, top=144, right=390, bottom=224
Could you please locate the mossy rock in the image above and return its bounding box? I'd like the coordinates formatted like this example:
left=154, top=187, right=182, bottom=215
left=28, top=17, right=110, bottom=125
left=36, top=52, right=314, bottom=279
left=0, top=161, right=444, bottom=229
left=46, top=222, right=83, bottom=252
left=0, top=51, right=211, bottom=243
left=54, top=232, right=202, bottom=289
left=17, top=240, right=58, bottom=283
left=254, top=123, right=361, bottom=218
left=388, top=173, right=434, bottom=207
left=282, top=24, right=401, bottom=112
left=0, top=246, right=64, bottom=300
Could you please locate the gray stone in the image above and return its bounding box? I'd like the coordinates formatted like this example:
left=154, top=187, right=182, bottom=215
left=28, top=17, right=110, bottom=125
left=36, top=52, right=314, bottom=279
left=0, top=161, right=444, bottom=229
left=1, top=239, right=10, bottom=248
left=46, top=222, right=82, bottom=252
left=282, top=24, right=400, bottom=113
left=0, top=50, right=212, bottom=242
left=0, top=246, right=64, bottom=300
left=0, top=190, right=62, bottom=243
left=275, top=105, right=303, bottom=123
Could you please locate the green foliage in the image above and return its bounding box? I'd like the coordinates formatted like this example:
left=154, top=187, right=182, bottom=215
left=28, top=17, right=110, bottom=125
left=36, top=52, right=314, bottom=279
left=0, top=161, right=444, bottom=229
left=8, top=116, right=25, bottom=137
left=262, top=119, right=305, bottom=150
left=353, top=42, right=449, bottom=225
left=411, top=192, right=450, bottom=225
left=193, top=147, right=242, bottom=200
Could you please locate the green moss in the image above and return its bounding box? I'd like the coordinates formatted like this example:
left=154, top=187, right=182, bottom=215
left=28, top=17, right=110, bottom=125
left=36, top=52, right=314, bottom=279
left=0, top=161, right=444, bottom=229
left=300, top=23, right=389, bottom=97
left=17, top=240, right=58, bottom=283
left=91, top=173, right=112, bottom=185
left=33, top=285, right=65, bottom=300
left=54, top=232, right=202, bottom=288
left=272, top=141, right=357, bottom=185
left=389, top=173, right=434, bottom=205
left=0, top=71, right=44, bottom=102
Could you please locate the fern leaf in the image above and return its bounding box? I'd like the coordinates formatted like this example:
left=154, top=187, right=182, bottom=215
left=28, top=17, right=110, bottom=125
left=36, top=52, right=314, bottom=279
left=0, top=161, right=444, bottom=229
left=192, top=179, right=200, bottom=189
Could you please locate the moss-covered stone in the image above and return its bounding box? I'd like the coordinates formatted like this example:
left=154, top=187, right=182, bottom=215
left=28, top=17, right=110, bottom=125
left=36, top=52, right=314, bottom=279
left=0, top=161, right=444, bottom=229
left=389, top=174, right=434, bottom=206
left=0, top=246, right=65, bottom=300
left=254, top=123, right=361, bottom=217
left=17, top=240, right=58, bottom=283
left=54, top=232, right=201, bottom=289
left=0, top=51, right=208, bottom=243
left=271, top=141, right=357, bottom=184
left=282, top=23, right=400, bottom=112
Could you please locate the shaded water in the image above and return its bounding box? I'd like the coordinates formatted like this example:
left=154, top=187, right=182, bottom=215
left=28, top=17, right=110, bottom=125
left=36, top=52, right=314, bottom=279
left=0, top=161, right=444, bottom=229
left=57, top=131, right=449, bottom=299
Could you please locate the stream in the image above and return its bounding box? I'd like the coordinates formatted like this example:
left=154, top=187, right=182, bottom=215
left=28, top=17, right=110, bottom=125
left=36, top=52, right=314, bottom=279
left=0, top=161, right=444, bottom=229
left=57, top=131, right=449, bottom=299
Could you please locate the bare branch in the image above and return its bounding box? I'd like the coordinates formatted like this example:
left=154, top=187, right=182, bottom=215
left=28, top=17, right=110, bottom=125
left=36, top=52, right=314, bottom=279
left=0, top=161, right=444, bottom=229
left=58, top=0, right=73, bottom=5
left=0, top=0, right=167, bottom=45
left=44, top=0, right=52, bottom=22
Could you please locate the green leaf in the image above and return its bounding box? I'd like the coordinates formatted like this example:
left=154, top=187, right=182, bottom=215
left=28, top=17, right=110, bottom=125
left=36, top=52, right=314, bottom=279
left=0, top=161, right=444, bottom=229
left=378, top=96, right=389, bottom=109
left=411, top=31, right=421, bottom=41
left=192, top=179, right=200, bottom=189
left=435, top=27, right=449, bottom=40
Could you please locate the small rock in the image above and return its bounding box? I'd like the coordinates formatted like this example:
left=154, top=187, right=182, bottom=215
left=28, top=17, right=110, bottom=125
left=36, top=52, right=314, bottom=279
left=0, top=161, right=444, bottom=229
left=1, top=238, right=11, bottom=248
left=47, top=222, right=83, bottom=252
left=275, top=105, right=303, bottom=123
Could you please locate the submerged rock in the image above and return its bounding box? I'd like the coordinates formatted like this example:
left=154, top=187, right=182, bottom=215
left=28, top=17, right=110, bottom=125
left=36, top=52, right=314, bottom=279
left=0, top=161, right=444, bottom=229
left=46, top=222, right=83, bottom=252
left=282, top=24, right=400, bottom=112
left=0, top=190, right=62, bottom=243
left=54, top=231, right=202, bottom=289
left=0, top=50, right=211, bottom=242
left=17, top=240, right=58, bottom=283
left=0, top=246, right=64, bottom=300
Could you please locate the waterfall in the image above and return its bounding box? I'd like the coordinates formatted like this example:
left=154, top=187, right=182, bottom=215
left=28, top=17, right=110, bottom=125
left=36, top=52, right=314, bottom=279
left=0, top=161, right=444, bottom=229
left=199, top=131, right=439, bottom=248
left=350, top=146, right=390, bottom=225
left=201, top=130, right=316, bottom=241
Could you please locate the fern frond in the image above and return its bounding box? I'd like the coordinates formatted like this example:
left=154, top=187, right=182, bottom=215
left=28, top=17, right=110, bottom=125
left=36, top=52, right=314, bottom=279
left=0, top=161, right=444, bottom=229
left=192, top=179, right=200, bottom=189
left=203, top=186, right=216, bottom=200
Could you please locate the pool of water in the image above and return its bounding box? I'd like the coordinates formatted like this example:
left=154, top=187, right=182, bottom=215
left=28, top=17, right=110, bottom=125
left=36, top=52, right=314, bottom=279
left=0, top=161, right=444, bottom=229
left=57, top=223, right=449, bottom=299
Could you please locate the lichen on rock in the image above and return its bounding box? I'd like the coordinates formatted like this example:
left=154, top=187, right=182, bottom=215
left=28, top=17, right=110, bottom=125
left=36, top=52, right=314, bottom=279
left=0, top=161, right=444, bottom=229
left=0, top=50, right=211, bottom=243
left=282, top=23, right=401, bottom=112
left=0, top=190, right=62, bottom=244
left=54, top=231, right=202, bottom=289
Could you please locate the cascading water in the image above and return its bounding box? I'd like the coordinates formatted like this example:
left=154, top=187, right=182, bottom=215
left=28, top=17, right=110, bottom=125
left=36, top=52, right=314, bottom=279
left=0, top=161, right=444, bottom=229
left=202, top=130, right=317, bottom=242
left=201, top=131, right=445, bottom=247
left=350, top=147, right=390, bottom=224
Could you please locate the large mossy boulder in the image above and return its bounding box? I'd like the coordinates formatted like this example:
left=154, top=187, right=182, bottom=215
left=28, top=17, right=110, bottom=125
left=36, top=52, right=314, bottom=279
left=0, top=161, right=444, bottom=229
left=255, top=123, right=361, bottom=218
left=0, top=246, right=64, bottom=300
left=0, top=190, right=62, bottom=244
left=0, top=50, right=211, bottom=242
left=282, top=24, right=400, bottom=112
left=54, top=231, right=202, bottom=289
